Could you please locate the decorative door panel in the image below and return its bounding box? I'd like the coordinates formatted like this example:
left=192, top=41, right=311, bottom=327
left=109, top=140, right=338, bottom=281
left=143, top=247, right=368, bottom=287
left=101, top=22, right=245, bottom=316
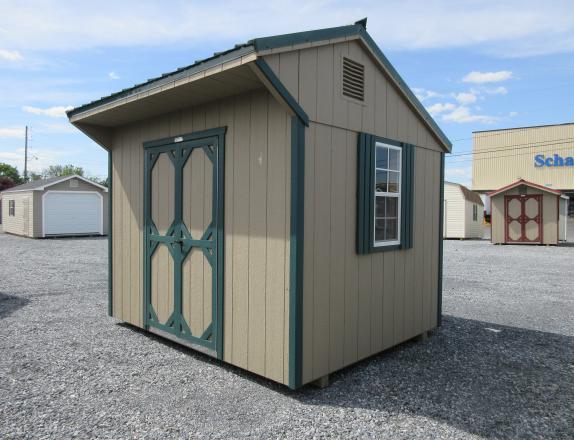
left=504, top=195, right=542, bottom=243
left=143, top=128, right=226, bottom=358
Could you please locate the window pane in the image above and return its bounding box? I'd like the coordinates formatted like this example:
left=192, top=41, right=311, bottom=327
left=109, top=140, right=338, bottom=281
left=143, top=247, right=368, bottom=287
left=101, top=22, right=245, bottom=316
left=376, top=196, right=385, bottom=218
left=389, top=149, right=400, bottom=171
left=386, top=218, right=398, bottom=240
left=376, top=146, right=388, bottom=169
left=388, top=171, right=400, bottom=193
left=386, top=197, right=398, bottom=217
left=375, top=170, right=387, bottom=192
left=375, top=219, right=385, bottom=241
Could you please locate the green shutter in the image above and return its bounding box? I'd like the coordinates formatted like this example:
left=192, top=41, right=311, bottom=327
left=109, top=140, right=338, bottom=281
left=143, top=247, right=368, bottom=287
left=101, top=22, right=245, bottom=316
left=356, top=134, right=415, bottom=254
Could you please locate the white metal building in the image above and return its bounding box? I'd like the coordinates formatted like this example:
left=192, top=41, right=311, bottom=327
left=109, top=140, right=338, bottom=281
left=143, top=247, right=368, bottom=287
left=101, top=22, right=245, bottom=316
left=443, top=181, right=484, bottom=239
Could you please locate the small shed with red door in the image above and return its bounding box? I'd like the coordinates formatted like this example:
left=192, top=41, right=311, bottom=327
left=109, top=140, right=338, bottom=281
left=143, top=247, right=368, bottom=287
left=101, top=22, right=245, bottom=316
left=488, top=179, right=563, bottom=245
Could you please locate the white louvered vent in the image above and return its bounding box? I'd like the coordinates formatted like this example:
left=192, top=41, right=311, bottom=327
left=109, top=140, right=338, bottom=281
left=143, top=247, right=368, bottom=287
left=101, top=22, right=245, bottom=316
left=342, top=57, right=365, bottom=102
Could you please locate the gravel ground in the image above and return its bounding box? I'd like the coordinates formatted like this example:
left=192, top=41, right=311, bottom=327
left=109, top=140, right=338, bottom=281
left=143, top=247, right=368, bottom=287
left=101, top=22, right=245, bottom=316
left=1, top=233, right=573, bottom=439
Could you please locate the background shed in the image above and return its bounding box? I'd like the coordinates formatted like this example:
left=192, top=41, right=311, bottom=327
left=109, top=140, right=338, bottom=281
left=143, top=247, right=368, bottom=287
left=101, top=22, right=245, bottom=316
left=489, top=179, right=563, bottom=245
left=0, top=175, right=108, bottom=238
left=443, top=181, right=484, bottom=239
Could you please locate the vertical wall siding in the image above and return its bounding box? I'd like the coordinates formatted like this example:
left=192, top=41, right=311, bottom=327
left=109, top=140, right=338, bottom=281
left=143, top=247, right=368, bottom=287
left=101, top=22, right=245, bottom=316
left=264, top=39, right=443, bottom=384
left=111, top=88, right=292, bottom=385
left=443, top=184, right=466, bottom=238
left=1, top=192, right=34, bottom=237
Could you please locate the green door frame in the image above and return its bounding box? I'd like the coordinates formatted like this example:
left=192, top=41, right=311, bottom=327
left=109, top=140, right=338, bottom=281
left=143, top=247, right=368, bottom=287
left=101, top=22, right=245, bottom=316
left=143, top=127, right=226, bottom=359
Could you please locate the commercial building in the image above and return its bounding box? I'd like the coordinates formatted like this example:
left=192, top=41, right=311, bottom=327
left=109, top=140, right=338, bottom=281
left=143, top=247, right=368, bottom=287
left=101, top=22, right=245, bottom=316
left=67, top=20, right=450, bottom=389
left=472, top=123, right=574, bottom=216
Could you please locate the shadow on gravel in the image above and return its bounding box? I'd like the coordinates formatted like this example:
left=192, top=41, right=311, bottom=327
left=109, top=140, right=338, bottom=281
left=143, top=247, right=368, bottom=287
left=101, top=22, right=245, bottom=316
left=291, top=315, right=574, bottom=439
left=0, top=292, right=30, bottom=319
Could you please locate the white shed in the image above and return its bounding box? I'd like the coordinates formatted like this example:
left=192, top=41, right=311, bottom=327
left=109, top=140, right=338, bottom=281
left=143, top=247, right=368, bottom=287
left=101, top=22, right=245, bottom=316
left=443, top=182, right=484, bottom=239
left=559, top=195, right=569, bottom=242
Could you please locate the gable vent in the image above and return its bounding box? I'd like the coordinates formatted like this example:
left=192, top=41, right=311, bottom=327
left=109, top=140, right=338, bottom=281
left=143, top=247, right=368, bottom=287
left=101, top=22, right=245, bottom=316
left=342, top=57, right=365, bottom=101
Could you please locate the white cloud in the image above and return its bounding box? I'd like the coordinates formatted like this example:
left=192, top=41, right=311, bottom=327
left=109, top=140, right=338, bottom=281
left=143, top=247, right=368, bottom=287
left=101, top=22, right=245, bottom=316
left=0, top=1, right=572, bottom=57
left=454, top=92, right=477, bottom=105
left=427, top=102, right=456, bottom=116
left=0, top=127, right=25, bottom=138
left=0, top=147, right=64, bottom=173
left=108, top=71, right=120, bottom=80
left=413, top=88, right=442, bottom=102
left=463, top=71, right=513, bottom=84
left=442, top=106, right=500, bottom=124
left=445, top=166, right=472, bottom=186
left=0, top=49, right=23, bottom=61
left=22, top=105, right=74, bottom=118
left=485, top=86, right=508, bottom=95
left=509, top=111, right=518, bottom=117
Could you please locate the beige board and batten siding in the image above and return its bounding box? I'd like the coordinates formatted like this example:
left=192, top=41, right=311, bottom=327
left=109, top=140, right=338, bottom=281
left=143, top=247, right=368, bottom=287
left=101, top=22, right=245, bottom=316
left=473, top=124, right=574, bottom=191
left=1, top=191, right=34, bottom=237
left=491, top=186, right=558, bottom=244
left=263, top=39, right=442, bottom=384
left=110, top=88, right=293, bottom=385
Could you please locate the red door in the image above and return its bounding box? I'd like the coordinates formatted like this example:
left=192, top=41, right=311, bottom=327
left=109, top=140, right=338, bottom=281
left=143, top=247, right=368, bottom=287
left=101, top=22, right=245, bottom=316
left=504, top=195, right=543, bottom=243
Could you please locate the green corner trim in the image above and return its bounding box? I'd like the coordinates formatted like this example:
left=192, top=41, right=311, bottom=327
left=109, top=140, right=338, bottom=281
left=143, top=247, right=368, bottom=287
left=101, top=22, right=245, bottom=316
left=356, top=134, right=415, bottom=254
left=108, top=149, right=113, bottom=317
left=437, top=152, right=445, bottom=326
left=254, top=59, right=309, bottom=127
left=288, top=116, right=305, bottom=389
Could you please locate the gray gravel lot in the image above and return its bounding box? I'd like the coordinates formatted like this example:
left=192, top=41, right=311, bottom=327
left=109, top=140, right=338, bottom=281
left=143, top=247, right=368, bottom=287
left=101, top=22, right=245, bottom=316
left=1, top=233, right=573, bottom=439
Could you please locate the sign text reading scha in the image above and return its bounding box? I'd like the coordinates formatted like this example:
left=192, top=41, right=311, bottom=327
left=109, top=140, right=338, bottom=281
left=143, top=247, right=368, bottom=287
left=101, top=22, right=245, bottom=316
left=534, top=153, right=574, bottom=167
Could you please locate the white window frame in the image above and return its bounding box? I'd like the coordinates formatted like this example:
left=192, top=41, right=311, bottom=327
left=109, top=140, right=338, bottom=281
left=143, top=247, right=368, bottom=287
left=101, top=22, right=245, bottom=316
left=373, top=142, right=402, bottom=247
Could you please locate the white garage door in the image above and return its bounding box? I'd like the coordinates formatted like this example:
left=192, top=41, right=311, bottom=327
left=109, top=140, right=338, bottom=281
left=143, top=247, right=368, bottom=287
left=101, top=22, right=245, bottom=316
left=43, top=192, right=102, bottom=236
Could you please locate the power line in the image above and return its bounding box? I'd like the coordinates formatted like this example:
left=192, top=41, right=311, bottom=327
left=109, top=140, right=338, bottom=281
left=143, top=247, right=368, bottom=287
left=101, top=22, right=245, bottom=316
left=448, top=137, right=574, bottom=158
left=447, top=143, right=574, bottom=164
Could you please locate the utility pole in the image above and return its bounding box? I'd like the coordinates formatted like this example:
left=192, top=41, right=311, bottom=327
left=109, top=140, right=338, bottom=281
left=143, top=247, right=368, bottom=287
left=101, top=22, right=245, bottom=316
left=24, top=125, right=28, bottom=182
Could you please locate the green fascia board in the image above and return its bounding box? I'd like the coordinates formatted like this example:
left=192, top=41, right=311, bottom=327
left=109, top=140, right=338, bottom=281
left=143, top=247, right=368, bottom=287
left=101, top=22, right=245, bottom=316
left=288, top=116, right=305, bottom=389
left=252, top=24, right=451, bottom=152
left=67, top=46, right=255, bottom=118
left=437, top=152, right=445, bottom=326
left=254, top=59, right=309, bottom=127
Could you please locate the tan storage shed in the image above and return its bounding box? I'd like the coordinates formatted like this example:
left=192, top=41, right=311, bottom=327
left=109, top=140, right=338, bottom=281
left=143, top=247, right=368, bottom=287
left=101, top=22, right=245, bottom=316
left=67, top=19, right=451, bottom=389
left=489, top=179, right=564, bottom=245
left=0, top=175, right=108, bottom=238
left=443, top=182, right=484, bottom=239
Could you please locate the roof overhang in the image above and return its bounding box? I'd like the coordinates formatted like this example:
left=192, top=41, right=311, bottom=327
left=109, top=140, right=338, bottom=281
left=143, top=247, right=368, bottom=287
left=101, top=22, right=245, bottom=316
left=487, top=179, right=562, bottom=197
left=3, top=174, right=107, bottom=193
left=67, top=20, right=450, bottom=152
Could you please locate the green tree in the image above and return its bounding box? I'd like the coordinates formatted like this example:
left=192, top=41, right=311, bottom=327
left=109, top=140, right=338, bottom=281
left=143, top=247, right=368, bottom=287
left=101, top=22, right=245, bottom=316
left=0, top=163, right=22, bottom=184
left=0, top=176, right=15, bottom=191
left=30, top=172, right=43, bottom=181
left=42, top=164, right=84, bottom=178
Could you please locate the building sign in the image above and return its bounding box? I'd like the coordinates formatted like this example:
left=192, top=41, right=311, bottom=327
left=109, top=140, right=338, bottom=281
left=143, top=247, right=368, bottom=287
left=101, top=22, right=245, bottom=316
left=534, top=153, right=574, bottom=167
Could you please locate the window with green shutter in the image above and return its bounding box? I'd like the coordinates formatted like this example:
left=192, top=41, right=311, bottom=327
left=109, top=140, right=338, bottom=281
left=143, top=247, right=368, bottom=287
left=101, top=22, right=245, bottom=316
left=356, top=133, right=415, bottom=254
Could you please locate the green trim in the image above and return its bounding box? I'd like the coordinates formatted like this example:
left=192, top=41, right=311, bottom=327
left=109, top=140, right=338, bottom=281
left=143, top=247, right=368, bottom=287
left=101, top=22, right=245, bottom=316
left=251, top=25, right=359, bottom=52
left=143, top=127, right=226, bottom=359
left=356, top=134, right=415, bottom=254
left=437, top=153, right=445, bottom=327
left=254, top=59, right=309, bottom=127
left=288, top=116, right=305, bottom=389
left=108, top=149, right=113, bottom=317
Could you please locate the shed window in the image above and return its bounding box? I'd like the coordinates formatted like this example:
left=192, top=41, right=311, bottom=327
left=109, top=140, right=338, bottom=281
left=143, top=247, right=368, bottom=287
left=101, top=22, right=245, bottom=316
left=357, top=133, right=414, bottom=254
left=374, top=144, right=401, bottom=246
left=472, top=204, right=478, bottom=222
left=8, top=200, right=15, bottom=216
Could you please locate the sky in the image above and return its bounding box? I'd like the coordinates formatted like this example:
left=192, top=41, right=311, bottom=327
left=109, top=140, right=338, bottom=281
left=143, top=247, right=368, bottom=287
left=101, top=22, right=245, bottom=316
left=1, top=0, right=573, bottom=186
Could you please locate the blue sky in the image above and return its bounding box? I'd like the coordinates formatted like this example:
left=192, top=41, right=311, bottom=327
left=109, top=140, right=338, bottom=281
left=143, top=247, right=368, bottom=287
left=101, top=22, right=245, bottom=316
left=1, top=0, right=573, bottom=185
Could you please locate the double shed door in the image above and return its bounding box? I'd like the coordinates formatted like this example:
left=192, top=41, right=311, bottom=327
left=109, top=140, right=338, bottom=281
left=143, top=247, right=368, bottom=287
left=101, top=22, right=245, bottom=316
left=504, top=194, right=542, bottom=243
left=143, top=128, right=225, bottom=358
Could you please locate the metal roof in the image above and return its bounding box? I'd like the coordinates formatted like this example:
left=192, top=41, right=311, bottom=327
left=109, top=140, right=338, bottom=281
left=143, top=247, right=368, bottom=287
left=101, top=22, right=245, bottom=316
left=2, top=175, right=107, bottom=193
left=67, top=19, right=452, bottom=151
